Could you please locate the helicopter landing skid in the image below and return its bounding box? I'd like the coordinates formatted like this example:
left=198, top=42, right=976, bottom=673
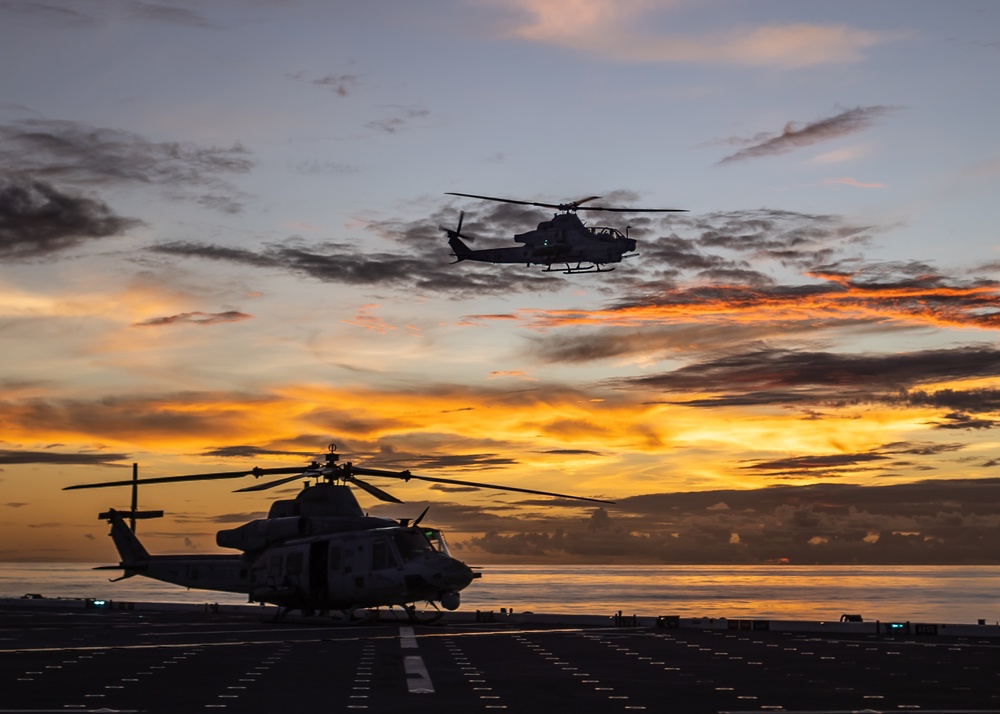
left=544, top=263, right=614, bottom=274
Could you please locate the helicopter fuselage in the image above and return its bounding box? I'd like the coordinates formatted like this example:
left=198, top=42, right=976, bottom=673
left=101, top=483, right=477, bottom=617
left=447, top=212, right=637, bottom=272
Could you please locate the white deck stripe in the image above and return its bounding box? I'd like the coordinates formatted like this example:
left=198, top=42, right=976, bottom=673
left=404, top=655, right=434, bottom=693
left=399, top=625, right=417, bottom=649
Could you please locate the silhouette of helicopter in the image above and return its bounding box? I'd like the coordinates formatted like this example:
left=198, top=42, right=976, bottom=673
left=64, top=444, right=612, bottom=622
left=442, top=192, right=686, bottom=274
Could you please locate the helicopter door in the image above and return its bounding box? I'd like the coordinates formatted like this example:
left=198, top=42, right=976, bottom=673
left=327, top=543, right=358, bottom=605
left=308, top=541, right=328, bottom=603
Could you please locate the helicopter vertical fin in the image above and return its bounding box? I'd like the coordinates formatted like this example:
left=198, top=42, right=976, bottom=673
left=447, top=233, right=471, bottom=261
left=104, top=508, right=150, bottom=566
left=442, top=211, right=472, bottom=262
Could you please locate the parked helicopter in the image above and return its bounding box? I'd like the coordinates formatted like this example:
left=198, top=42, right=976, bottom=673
left=442, top=192, right=686, bottom=274
left=64, top=444, right=612, bottom=622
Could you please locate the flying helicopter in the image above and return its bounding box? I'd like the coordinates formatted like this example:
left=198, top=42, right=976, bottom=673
left=441, top=192, right=687, bottom=274
left=64, top=444, right=612, bottom=622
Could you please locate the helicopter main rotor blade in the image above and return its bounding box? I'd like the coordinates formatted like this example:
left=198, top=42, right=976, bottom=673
left=446, top=192, right=685, bottom=214
left=233, top=473, right=309, bottom=492
left=356, top=466, right=614, bottom=504
left=348, top=476, right=404, bottom=504
left=573, top=204, right=687, bottom=213
left=63, top=466, right=310, bottom=491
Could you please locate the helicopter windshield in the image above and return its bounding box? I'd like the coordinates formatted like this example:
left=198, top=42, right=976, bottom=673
left=589, top=226, right=625, bottom=242
left=422, top=528, right=453, bottom=557
left=393, top=529, right=437, bottom=561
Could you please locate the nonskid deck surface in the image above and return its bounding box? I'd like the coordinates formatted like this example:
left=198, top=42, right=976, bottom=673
left=1, top=603, right=999, bottom=713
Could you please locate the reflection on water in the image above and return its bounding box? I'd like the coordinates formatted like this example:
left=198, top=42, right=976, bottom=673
left=462, top=565, right=1000, bottom=623
left=2, top=563, right=997, bottom=624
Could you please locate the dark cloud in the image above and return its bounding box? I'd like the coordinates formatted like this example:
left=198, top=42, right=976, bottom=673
left=0, top=176, right=140, bottom=258
left=312, top=73, right=361, bottom=96
left=133, top=311, right=252, bottom=327
left=896, top=388, right=1000, bottom=414
left=150, top=238, right=564, bottom=296
left=930, top=412, right=1000, bottom=430
left=201, top=446, right=320, bottom=460
left=616, top=345, right=1000, bottom=407
left=0, top=393, right=267, bottom=442
left=124, top=2, right=217, bottom=28
left=0, top=1, right=216, bottom=28
left=365, top=106, right=430, bottom=134
left=209, top=511, right=269, bottom=524
left=649, top=207, right=874, bottom=270
left=742, top=452, right=889, bottom=473
left=465, top=478, right=1000, bottom=564
left=0, top=118, right=253, bottom=212
left=541, top=449, right=604, bottom=456
left=717, top=106, right=898, bottom=164
left=0, top=1, right=98, bottom=26
left=0, top=449, right=129, bottom=466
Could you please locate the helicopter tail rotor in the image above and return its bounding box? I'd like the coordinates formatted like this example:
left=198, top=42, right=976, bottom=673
left=441, top=210, right=475, bottom=262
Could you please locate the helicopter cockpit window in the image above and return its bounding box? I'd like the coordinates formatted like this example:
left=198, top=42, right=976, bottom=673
left=371, top=539, right=400, bottom=571
left=423, top=528, right=453, bottom=557
left=393, top=530, right=435, bottom=560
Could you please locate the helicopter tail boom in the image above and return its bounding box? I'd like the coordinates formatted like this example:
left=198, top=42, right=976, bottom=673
left=446, top=231, right=472, bottom=262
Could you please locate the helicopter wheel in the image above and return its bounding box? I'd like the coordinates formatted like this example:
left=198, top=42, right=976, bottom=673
left=405, top=602, right=445, bottom=624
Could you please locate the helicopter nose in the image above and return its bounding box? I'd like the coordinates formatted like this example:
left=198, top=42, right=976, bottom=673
left=625, top=238, right=637, bottom=253
left=435, top=557, right=475, bottom=591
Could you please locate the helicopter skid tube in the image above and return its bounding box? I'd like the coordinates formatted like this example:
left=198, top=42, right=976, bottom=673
left=543, top=263, right=614, bottom=274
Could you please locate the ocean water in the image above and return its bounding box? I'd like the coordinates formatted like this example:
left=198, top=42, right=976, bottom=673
left=1, top=563, right=997, bottom=625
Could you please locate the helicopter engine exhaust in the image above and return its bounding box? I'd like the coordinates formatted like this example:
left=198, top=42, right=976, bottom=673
left=439, top=591, right=461, bottom=611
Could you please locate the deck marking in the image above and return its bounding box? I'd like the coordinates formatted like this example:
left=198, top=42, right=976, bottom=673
left=404, top=655, right=434, bottom=693
left=399, top=626, right=418, bottom=649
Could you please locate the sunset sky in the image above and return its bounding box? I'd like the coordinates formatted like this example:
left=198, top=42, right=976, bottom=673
left=2, top=0, right=1000, bottom=565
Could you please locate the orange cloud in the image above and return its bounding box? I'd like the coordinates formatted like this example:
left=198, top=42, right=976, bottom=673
left=518, top=278, right=1000, bottom=333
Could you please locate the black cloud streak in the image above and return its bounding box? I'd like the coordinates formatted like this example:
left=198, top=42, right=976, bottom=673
left=737, top=442, right=965, bottom=480
left=468, top=478, right=1000, bottom=564
left=0, top=449, right=128, bottom=466
left=0, top=1, right=216, bottom=28
left=133, top=311, right=252, bottom=327
left=312, top=73, right=361, bottom=96
left=124, top=2, right=217, bottom=28
left=717, top=106, right=897, bottom=164
left=0, top=118, right=253, bottom=213
left=150, top=239, right=563, bottom=295
left=0, top=176, right=140, bottom=258
left=649, top=208, right=873, bottom=272
left=617, top=345, right=1000, bottom=410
